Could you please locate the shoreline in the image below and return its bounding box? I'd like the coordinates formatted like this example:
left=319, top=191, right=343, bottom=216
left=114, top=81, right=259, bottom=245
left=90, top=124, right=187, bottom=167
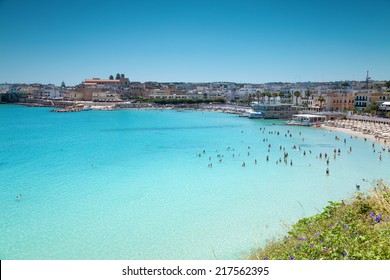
left=8, top=100, right=252, bottom=115
left=319, top=123, right=390, bottom=147
left=319, top=125, right=379, bottom=143
left=7, top=101, right=390, bottom=147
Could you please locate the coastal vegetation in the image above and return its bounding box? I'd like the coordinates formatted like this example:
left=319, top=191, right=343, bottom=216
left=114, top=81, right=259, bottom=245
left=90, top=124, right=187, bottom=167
left=249, top=181, right=390, bottom=260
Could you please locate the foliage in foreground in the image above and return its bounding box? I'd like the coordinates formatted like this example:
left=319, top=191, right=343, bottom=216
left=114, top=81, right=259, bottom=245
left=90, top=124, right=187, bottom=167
left=249, top=181, right=390, bottom=260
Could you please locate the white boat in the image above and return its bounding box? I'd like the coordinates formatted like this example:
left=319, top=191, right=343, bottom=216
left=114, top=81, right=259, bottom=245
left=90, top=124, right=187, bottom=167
left=286, top=114, right=326, bottom=126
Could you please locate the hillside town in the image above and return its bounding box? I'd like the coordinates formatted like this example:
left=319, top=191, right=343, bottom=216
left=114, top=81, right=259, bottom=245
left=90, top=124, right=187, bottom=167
left=1, top=72, right=390, bottom=117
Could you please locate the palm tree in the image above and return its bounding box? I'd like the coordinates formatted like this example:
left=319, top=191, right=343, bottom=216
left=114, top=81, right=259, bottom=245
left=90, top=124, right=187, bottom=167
left=278, top=91, right=284, bottom=103
left=287, top=92, right=292, bottom=104
left=255, top=91, right=261, bottom=104
left=294, top=90, right=301, bottom=105
left=318, top=95, right=325, bottom=110
left=262, top=91, right=267, bottom=104
left=305, top=89, right=311, bottom=107
left=247, top=94, right=253, bottom=105
left=266, top=92, right=272, bottom=104
left=272, top=92, right=278, bottom=104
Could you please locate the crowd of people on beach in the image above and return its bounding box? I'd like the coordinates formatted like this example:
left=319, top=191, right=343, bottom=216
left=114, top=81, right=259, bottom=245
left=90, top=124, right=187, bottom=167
left=324, top=119, right=390, bottom=143
left=196, top=123, right=390, bottom=190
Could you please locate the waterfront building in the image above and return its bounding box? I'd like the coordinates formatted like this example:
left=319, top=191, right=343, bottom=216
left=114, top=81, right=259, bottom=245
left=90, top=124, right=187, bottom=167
left=63, top=89, right=92, bottom=101
left=83, top=75, right=130, bottom=87
left=148, top=89, right=188, bottom=99
left=326, top=91, right=355, bottom=112
left=92, top=91, right=119, bottom=102
left=378, top=101, right=390, bottom=117
left=354, top=91, right=389, bottom=111
left=286, top=114, right=327, bottom=126
left=251, top=102, right=300, bottom=119
left=128, top=82, right=145, bottom=97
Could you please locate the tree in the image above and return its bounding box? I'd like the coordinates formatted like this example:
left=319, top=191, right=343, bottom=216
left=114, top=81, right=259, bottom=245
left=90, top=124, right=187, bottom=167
left=255, top=91, right=261, bottom=103
left=115, top=73, right=121, bottom=80
left=277, top=92, right=284, bottom=103
left=109, top=75, right=114, bottom=80
left=266, top=92, right=272, bottom=104
left=61, top=81, right=66, bottom=88
left=272, top=92, right=278, bottom=104
left=261, top=91, right=267, bottom=104
left=247, top=94, right=253, bottom=105
left=294, top=91, right=301, bottom=105
left=287, top=92, right=292, bottom=104
left=385, top=80, right=390, bottom=89
left=304, top=89, right=311, bottom=106
left=364, top=102, right=379, bottom=115
left=318, top=95, right=325, bottom=110
left=386, top=111, right=390, bottom=118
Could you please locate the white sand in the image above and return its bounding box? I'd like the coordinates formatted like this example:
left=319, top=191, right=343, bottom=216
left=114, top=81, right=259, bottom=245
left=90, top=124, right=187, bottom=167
left=318, top=125, right=389, bottom=146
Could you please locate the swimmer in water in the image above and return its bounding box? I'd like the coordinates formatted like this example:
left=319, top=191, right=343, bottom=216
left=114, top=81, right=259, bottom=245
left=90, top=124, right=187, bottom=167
left=16, top=194, right=22, bottom=200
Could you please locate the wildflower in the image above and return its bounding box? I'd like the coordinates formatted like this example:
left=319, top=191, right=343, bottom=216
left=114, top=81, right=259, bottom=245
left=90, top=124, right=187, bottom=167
left=344, top=226, right=349, bottom=230
left=315, top=232, right=320, bottom=237
left=342, top=251, right=347, bottom=257
left=310, top=244, right=314, bottom=248
left=329, top=224, right=334, bottom=228
left=386, top=216, right=389, bottom=222
left=369, top=212, right=375, bottom=219
left=323, top=247, right=328, bottom=251
left=289, top=255, right=294, bottom=260
left=263, top=257, right=268, bottom=260
left=376, top=214, right=382, bottom=223
left=298, top=237, right=307, bottom=241
left=296, top=244, right=301, bottom=249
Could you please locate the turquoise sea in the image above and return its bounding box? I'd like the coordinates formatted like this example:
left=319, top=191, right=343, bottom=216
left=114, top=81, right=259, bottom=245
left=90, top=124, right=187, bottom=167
left=1, top=104, right=389, bottom=260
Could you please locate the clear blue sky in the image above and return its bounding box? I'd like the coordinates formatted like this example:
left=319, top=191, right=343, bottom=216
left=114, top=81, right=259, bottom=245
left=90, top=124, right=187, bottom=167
left=0, top=0, right=389, bottom=86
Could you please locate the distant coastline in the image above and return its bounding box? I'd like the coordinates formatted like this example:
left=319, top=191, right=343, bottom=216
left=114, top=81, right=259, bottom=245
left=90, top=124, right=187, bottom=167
left=5, top=100, right=390, bottom=147
left=10, top=99, right=252, bottom=115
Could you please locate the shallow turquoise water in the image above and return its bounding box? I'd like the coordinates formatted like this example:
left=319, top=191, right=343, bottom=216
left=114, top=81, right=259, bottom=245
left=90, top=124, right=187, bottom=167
left=1, top=104, right=389, bottom=259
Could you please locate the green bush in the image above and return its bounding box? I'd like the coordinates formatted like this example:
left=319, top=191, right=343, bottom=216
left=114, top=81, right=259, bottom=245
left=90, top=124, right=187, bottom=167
left=249, top=181, right=390, bottom=260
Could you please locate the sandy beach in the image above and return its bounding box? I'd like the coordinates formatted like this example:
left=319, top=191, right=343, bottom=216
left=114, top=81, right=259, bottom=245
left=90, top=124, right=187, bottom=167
left=319, top=122, right=390, bottom=147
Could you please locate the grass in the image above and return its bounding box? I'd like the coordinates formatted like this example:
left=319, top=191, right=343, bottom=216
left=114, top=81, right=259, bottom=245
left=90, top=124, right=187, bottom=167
left=248, top=181, right=390, bottom=260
